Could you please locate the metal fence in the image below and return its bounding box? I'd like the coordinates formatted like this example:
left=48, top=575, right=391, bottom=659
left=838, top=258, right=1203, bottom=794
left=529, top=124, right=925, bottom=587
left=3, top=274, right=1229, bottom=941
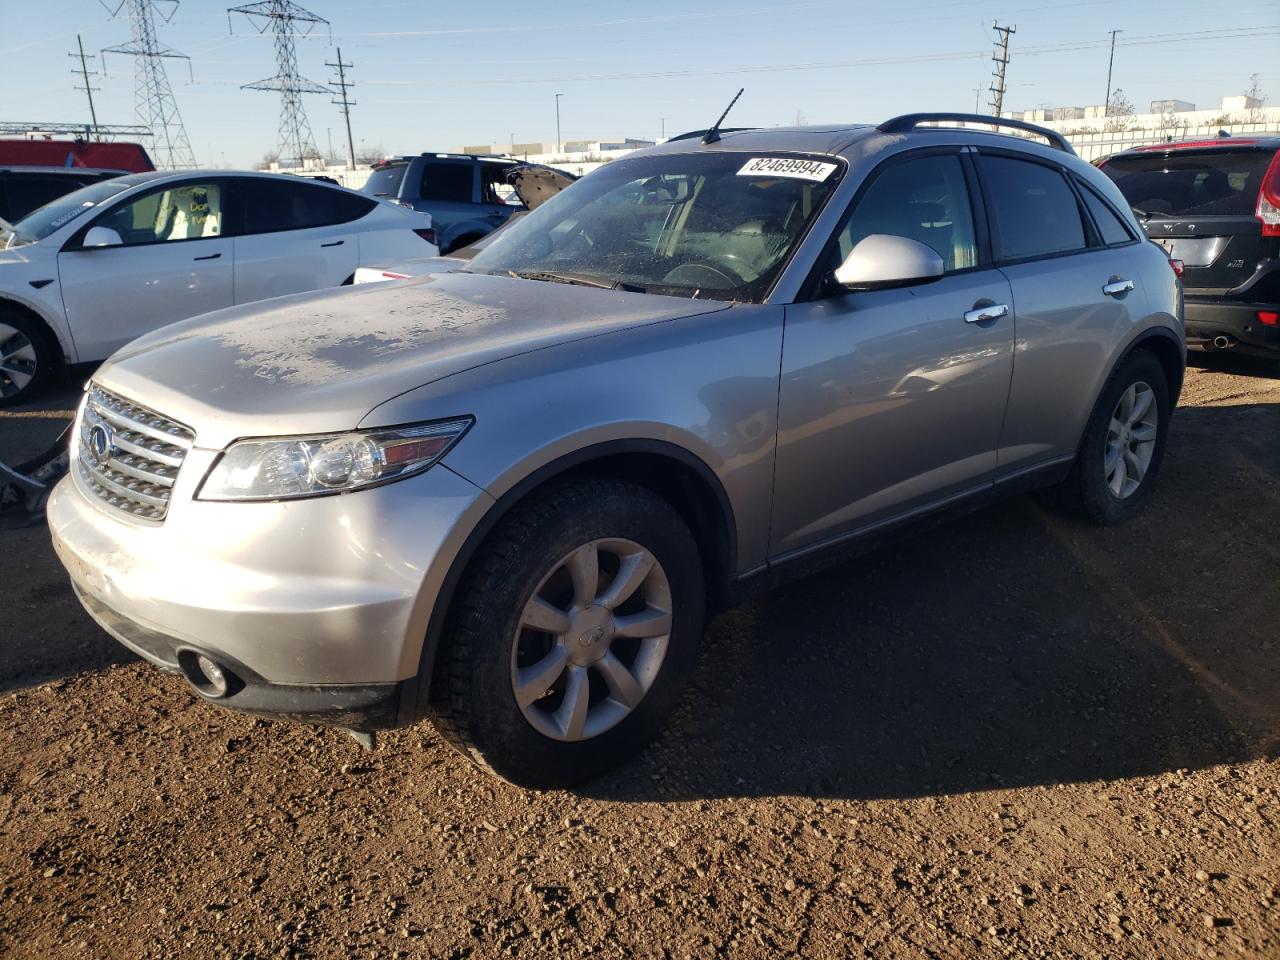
left=1066, top=122, right=1280, bottom=162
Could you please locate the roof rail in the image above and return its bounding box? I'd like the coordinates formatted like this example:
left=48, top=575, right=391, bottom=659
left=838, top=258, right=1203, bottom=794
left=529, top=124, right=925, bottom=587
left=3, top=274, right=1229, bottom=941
left=877, top=113, right=1075, bottom=155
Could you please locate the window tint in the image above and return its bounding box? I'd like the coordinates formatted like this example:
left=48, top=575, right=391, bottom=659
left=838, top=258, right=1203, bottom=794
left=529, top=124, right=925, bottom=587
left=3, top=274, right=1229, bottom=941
left=833, top=154, right=978, bottom=272
left=0, top=175, right=89, bottom=222
left=420, top=162, right=473, bottom=203
left=97, top=182, right=224, bottom=244
left=1078, top=182, right=1135, bottom=245
left=982, top=156, right=1086, bottom=260
left=238, top=179, right=375, bottom=234
left=1101, top=150, right=1272, bottom=217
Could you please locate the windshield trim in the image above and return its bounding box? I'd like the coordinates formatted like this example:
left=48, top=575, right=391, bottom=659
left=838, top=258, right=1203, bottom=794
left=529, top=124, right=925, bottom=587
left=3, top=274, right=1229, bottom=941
left=462, top=149, right=847, bottom=304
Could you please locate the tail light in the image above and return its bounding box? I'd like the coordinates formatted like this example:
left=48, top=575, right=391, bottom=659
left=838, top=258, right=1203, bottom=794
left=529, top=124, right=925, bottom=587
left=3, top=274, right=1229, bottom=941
left=413, top=227, right=437, bottom=246
left=1168, top=258, right=1184, bottom=278
left=1259, top=310, right=1278, bottom=327
left=1257, top=150, right=1280, bottom=238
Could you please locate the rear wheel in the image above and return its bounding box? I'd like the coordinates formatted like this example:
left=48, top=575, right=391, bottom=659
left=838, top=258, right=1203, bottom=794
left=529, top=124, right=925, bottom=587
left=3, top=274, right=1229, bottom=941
left=429, top=477, right=704, bottom=788
left=0, top=311, right=55, bottom=406
left=1047, top=351, right=1171, bottom=524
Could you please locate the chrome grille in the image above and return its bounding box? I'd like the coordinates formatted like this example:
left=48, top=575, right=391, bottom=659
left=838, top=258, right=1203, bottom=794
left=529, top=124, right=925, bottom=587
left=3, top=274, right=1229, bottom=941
left=77, top=385, right=195, bottom=521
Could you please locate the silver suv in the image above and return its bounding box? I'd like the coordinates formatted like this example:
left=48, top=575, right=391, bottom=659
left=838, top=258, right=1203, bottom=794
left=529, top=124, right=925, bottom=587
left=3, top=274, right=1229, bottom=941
left=49, top=114, right=1184, bottom=788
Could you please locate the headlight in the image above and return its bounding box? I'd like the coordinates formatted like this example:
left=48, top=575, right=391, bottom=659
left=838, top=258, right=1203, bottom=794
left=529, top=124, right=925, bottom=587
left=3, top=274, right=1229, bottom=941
left=197, top=418, right=472, bottom=502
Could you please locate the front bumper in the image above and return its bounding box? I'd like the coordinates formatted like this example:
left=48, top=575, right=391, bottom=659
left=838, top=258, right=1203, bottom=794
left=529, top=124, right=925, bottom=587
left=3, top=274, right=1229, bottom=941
left=1184, top=299, right=1280, bottom=357
left=48, top=454, right=492, bottom=723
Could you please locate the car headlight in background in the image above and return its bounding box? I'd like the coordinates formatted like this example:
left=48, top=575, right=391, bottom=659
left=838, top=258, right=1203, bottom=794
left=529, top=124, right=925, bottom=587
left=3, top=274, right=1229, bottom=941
left=197, top=418, right=473, bottom=502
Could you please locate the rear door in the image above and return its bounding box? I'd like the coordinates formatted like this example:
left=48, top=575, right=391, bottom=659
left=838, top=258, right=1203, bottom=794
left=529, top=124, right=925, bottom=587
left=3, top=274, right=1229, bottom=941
left=1100, top=146, right=1275, bottom=294
left=976, top=150, right=1151, bottom=474
left=230, top=177, right=369, bottom=303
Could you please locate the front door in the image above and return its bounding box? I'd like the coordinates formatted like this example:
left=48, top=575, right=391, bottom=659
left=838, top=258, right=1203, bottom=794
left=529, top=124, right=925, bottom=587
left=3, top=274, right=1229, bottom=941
left=770, top=150, right=1016, bottom=559
left=57, top=179, right=233, bottom=361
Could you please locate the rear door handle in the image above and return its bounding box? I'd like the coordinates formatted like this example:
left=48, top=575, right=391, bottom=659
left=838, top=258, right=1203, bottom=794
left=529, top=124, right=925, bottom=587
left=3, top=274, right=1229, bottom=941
left=321, top=239, right=345, bottom=248
left=1102, top=278, right=1135, bottom=297
left=963, top=303, right=1009, bottom=324
left=193, top=252, right=221, bottom=261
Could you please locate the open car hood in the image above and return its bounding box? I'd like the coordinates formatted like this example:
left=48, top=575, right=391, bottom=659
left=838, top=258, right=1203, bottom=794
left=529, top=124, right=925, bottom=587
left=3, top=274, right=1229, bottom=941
left=508, top=164, right=576, bottom=210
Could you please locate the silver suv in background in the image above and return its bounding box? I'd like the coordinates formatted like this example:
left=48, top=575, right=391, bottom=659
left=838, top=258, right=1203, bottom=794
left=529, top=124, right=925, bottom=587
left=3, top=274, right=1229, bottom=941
left=49, top=114, right=1184, bottom=788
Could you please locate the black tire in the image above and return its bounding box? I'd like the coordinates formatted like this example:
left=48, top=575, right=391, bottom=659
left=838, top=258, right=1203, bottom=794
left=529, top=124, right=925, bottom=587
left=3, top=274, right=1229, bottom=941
left=444, top=233, right=483, bottom=255
left=0, top=309, right=55, bottom=407
left=1046, top=350, right=1171, bottom=524
left=429, top=477, right=704, bottom=788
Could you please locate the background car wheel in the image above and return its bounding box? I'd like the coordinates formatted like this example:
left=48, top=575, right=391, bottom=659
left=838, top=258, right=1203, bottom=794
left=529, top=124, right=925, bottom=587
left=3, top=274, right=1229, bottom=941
left=0, top=311, right=54, bottom=406
left=1045, top=351, right=1171, bottom=524
left=429, top=477, right=704, bottom=788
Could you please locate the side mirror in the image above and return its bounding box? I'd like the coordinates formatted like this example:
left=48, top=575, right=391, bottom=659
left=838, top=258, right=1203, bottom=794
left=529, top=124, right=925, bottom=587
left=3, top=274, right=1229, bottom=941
left=833, top=234, right=944, bottom=291
left=83, top=226, right=123, bottom=248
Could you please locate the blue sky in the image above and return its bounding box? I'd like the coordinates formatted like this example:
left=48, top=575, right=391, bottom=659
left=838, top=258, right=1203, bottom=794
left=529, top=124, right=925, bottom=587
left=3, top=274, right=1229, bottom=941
left=2, top=0, right=1277, bottom=167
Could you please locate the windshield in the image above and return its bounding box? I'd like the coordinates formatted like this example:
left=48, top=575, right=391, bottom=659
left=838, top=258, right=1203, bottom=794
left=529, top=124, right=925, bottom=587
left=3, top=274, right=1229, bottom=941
left=464, top=152, right=844, bottom=302
left=1102, top=149, right=1273, bottom=218
left=6, top=179, right=133, bottom=247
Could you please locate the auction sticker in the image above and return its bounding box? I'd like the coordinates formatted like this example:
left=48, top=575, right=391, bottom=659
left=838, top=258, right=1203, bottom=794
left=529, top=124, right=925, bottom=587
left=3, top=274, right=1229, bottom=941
left=737, top=157, right=837, bottom=181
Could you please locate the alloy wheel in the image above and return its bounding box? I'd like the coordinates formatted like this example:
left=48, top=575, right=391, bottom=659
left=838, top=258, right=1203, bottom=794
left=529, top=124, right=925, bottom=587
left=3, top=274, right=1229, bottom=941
left=1104, top=380, right=1158, bottom=499
left=510, top=537, right=672, bottom=742
left=0, top=323, right=38, bottom=400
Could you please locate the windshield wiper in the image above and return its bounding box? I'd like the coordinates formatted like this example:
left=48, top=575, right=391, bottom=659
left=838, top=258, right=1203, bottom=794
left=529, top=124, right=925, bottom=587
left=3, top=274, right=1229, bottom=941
left=508, top=269, right=621, bottom=290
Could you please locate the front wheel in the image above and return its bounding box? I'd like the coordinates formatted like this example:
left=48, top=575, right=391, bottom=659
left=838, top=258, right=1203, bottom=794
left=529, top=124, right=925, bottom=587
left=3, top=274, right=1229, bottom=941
left=0, top=312, right=54, bottom=406
left=428, top=478, right=705, bottom=788
left=1047, top=351, right=1171, bottom=524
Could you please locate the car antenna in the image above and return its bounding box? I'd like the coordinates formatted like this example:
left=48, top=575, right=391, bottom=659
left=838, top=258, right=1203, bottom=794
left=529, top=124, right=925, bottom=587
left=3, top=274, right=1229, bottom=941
left=702, top=88, right=745, bottom=144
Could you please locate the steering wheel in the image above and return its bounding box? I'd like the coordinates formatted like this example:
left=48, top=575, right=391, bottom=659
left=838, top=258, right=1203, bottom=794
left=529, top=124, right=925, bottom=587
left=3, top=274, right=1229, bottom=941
left=661, top=254, right=751, bottom=289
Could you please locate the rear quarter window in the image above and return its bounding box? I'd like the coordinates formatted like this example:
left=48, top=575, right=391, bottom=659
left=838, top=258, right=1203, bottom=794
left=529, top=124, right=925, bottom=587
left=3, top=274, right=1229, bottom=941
left=1101, top=149, right=1273, bottom=217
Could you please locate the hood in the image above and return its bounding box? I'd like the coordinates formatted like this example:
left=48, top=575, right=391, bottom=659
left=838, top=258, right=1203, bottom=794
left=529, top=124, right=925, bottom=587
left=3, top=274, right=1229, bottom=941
left=95, top=270, right=730, bottom=449
left=508, top=164, right=575, bottom=210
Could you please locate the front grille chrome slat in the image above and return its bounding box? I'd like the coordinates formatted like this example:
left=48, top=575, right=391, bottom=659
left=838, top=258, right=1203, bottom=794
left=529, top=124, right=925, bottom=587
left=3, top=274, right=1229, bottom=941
left=77, top=385, right=195, bottom=522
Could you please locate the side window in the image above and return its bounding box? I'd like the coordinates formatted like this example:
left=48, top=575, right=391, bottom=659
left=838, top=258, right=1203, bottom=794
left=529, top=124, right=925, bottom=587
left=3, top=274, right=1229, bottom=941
left=480, top=163, right=518, bottom=206
left=833, top=154, right=978, bottom=273
left=419, top=162, right=474, bottom=203
left=238, top=179, right=375, bottom=234
left=96, top=182, right=224, bottom=244
left=1077, top=181, right=1136, bottom=246
left=981, top=156, right=1086, bottom=261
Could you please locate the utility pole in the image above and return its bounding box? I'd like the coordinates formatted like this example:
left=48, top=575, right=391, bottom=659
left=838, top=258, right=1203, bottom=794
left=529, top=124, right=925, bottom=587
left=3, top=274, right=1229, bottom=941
left=102, top=0, right=197, bottom=169
left=1104, top=29, right=1123, bottom=117
left=326, top=46, right=356, bottom=170
left=229, top=0, right=331, bottom=170
left=988, top=21, right=1015, bottom=117
left=70, top=35, right=101, bottom=137
left=660, top=117, right=666, bottom=140
left=555, top=93, right=563, bottom=154
left=973, top=88, right=982, bottom=114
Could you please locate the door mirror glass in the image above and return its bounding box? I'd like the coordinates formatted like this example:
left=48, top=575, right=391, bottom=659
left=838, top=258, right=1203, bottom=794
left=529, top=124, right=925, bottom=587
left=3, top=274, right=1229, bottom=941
left=83, top=226, right=123, bottom=248
left=833, top=234, right=944, bottom=291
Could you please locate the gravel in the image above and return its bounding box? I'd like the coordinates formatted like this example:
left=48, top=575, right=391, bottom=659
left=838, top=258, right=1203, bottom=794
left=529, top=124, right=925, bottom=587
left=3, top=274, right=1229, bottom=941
left=1, top=356, right=1277, bottom=958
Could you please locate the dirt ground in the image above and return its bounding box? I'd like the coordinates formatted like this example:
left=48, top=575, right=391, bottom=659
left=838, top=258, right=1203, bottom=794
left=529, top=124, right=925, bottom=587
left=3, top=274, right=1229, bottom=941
left=0, top=356, right=1277, bottom=959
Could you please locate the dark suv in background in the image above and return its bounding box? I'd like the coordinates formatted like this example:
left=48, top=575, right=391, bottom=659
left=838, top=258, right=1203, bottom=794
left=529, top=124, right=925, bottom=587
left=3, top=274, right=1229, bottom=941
left=1101, top=135, right=1280, bottom=360
left=363, top=153, right=525, bottom=254
left=0, top=166, right=125, bottom=225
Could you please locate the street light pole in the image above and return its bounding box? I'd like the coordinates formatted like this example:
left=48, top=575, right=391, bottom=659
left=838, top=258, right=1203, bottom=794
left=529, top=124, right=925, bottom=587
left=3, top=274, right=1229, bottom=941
left=555, top=93, right=563, bottom=154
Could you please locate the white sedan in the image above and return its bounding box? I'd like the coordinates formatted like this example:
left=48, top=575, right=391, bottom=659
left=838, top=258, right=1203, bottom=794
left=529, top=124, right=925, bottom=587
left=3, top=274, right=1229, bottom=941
left=0, top=170, right=438, bottom=403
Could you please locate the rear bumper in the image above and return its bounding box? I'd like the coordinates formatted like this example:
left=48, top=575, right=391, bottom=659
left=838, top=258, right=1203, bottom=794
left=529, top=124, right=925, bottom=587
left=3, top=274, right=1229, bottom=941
left=1184, top=299, right=1280, bottom=357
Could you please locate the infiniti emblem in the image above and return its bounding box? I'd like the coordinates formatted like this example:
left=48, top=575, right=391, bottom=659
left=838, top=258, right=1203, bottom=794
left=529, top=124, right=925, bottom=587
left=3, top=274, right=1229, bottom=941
left=87, top=422, right=114, bottom=466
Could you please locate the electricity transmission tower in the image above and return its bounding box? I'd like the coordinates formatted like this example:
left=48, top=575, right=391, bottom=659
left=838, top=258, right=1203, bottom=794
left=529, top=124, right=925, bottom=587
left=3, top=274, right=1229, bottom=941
left=70, top=35, right=102, bottom=137
left=229, top=0, right=330, bottom=170
left=988, top=21, right=1015, bottom=117
left=326, top=47, right=355, bottom=169
left=101, top=0, right=197, bottom=169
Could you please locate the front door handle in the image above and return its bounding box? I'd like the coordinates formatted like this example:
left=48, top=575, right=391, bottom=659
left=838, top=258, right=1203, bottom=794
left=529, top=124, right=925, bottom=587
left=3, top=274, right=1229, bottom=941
left=964, top=303, right=1009, bottom=324
left=320, top=239, right=345, bottom=248
left=1102, top=277, right=1135, bottom=297
left=193, top=252, right=221, bottom=261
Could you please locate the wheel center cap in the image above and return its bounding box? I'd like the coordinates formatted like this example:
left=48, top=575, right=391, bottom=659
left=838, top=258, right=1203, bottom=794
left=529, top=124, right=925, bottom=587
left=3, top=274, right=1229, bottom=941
left=568, top=605, right=612, bottom=663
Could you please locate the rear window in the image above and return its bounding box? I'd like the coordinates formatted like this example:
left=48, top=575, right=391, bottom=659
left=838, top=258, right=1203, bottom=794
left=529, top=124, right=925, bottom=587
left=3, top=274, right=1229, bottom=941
left=239, top=179, right=375, bottom=234
left=1101, top=149, right=1273, bottom=217
left=363, top=162, right=407, bottom=198
left=0, top=174, right=90, bottom=222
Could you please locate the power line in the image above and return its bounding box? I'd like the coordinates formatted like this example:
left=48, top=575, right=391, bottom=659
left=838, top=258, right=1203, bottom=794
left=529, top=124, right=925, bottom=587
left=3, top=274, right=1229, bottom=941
left=228, top=0, right=331, bottom=169
left=989, top=21, right=1015, bottom=117
left=69, top=35, right=102, bottom=138
left=101, top=0, right=197, bottom=169
left=326, top=46, right=356, bottom=170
